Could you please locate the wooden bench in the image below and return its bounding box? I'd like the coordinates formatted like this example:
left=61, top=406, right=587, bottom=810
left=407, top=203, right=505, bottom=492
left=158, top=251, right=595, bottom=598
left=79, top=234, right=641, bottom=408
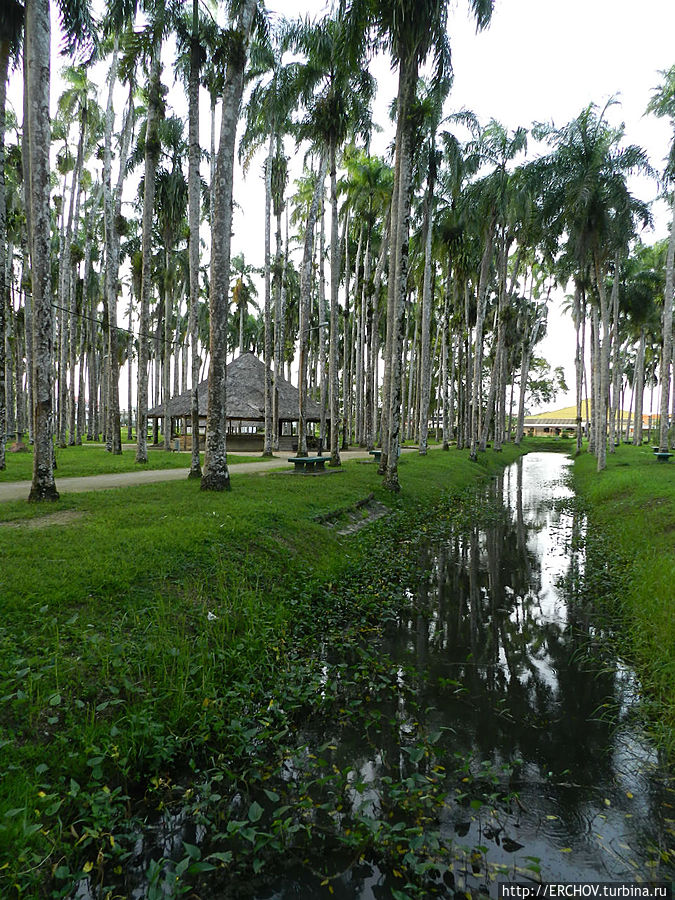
left=653, top=451, right=672, bottom=462
left=288, top=456, right=327, bottom=472
left=369, top=449, right=381, bottom=462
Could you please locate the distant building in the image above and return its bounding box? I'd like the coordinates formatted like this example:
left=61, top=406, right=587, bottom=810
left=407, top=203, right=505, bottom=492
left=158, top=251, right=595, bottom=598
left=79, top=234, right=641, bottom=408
left=523, top=402, right=651, bottom=438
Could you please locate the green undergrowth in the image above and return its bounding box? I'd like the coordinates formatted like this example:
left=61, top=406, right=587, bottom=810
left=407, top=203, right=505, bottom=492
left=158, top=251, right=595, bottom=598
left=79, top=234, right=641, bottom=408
left=572, top=442, right=675, bottom=752
left=0, top=444, right=271, bottom=483
left=0, top=443, right=526, bottom=896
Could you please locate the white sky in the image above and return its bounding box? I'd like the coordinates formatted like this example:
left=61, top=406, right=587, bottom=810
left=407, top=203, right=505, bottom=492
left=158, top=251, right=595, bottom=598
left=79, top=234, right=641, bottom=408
left=7, top=0, right=675, bottom=413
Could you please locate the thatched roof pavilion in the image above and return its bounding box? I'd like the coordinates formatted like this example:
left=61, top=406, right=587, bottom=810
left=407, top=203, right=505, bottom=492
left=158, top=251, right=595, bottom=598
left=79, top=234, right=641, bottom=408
left=148, top=352, right=321, bottom=450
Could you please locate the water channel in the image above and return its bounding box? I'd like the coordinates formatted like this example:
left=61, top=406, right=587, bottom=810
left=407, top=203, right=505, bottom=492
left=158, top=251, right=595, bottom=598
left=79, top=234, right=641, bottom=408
left=84, top=452, right=673, bottom=899
left=251, top=452, right=673, bottom=897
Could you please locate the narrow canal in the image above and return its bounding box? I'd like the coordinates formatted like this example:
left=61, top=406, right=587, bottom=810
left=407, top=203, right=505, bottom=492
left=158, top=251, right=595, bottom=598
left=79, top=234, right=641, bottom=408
left=89, top=452, right=673, bottom=899
left=253, top=452, right=673, bottom=897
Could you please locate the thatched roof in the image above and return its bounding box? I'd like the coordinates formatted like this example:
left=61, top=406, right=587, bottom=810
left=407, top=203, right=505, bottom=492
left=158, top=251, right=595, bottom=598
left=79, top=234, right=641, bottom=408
left=148, top=352, right=321, bottom=422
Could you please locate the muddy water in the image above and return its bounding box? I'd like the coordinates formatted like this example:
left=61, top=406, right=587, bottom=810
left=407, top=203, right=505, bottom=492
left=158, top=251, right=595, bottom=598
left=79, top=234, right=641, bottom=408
left=255, top=452, right=673, bottom=897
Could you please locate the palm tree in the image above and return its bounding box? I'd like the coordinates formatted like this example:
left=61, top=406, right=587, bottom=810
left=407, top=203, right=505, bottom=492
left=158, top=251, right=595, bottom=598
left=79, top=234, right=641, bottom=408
left=229, top=252, right=259, bottom=357
left=23, top=0, right=93, bottom=498
left=293, top=156, right=327, bottom=457
left=461, top=120, right=527, bottom=459
left=174, top=0, right=205, bottom=477
left=0, top=0, right=23, bottom=472
left=187, top=0, right=203, bottom=476
left=25, top=0, right=58, bottom=500
left=101, top=49, right=134, bottom=455
left=344, top=0, right=493, bottom=489
left=285, top=12, right=374, bottom=466
left=55, top=65, right=100, bottom=448
left=341, top=148, right=392, bottom=448
left=241, top=29, right=297, bottom=456
left=647, top=65, right=675, bottom=452
left=622, top=241, right=666, bottom=445
left=414, top=77, right=451, bottom=455
left=201, top=0, right=259, bottom=492
left=155, top=117, right=188, bottom=451
left=536, top=103, right=651, bottom=470
left=133, top=18, right=166, bottom=465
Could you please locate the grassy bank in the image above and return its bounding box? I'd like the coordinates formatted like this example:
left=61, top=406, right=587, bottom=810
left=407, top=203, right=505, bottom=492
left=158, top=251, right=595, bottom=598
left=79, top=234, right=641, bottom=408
left=0, top=443, right=525, bottom=896
left=572, top=443, right=675, bottom=751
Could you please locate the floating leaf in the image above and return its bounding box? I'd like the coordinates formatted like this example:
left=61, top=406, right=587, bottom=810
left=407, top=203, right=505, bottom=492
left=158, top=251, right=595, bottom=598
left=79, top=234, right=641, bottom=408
left=502, top=837, right=524, bottom=852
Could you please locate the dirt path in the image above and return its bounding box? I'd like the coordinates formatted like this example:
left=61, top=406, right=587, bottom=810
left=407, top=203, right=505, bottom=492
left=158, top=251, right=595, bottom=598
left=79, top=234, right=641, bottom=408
left=0, top=450, right=381, bottom=504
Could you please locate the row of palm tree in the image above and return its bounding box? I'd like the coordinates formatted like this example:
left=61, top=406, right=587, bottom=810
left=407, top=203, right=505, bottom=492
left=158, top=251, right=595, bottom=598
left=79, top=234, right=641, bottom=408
left=0, top=1, right=673, bottom=499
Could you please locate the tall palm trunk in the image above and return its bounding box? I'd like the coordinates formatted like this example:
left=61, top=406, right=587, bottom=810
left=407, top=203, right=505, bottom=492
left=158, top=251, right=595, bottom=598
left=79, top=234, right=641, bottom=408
left=355, top=234, right=369, bottom=445
left=26, top=0, right=58, bottom=500
left=201, top=0, right=257, bottom=490
left=273, top=206, right=289, bottom=449
left=68, top=119, right=86, bottom=446
left=318, top=196, right=328, bottom=453
left=379, top=87, right=403, bottom=473
left=366, top=231, right=387, bottom=451
left=574, top=286, right=584, bottom=453
left=594, top=259, right=611, bottom=471
left=382, top=54, right=417, bottom=490
left=340, top=208, right=350, bottom=450
left=609, top=255, right=620, bottom=453
left=0, top=35, right=9, bottom=470
left=272, top=160, right=284, bottom=451
left=136, top=52, right=162, bottom=464
left=87, top=283, right=97, bottom=440
left=589, top=305, right=599, bottom=455
left=262, top=134, right=274, bottom=456
left=440, top=278, right=450, bottom=450
left=56, top=170, right=70, bottom=448
left=328, top=134, right=341, bottom=466
left=105, top=65, right=133, bottom=456
left=462, top=282, right=471, bottom=449
left=188, top=0, right=202, bottom=477
left=418, top=151, right=435, bottom=456
left=633, top=327, right=645, bottom=445
left=470, top=219, right=496, bottom=459
left=127, top=294, right=134, bottom=441
left=163, top=252, right=173, bottom=450
left=296, top=154, right=327, bottom=457
left=658, top=199, right=674, bottom=452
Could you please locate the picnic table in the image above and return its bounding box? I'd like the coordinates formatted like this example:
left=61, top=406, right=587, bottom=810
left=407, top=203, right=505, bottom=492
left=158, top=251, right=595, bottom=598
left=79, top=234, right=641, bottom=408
left=287, top=456, right=327, bottom=472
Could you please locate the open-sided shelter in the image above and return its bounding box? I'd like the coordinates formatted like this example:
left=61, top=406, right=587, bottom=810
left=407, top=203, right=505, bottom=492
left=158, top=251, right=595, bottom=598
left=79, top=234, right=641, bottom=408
left=148, top=352, right=322, bottom=451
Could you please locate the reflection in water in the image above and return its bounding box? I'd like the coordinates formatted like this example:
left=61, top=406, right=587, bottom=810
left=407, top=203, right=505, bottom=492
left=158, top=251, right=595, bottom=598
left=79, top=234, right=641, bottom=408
left=384, top=453, right=673, bottom=886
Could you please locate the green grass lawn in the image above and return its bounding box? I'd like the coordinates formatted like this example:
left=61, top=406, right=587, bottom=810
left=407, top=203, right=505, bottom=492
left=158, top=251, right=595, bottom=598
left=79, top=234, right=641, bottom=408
left=0, top=444, right=526, bottom=894
left=1, top=438, right=671, bottom=895
left=0, top=443, right=277, bottom=482
left=573, top=442, right=675, bottom=751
